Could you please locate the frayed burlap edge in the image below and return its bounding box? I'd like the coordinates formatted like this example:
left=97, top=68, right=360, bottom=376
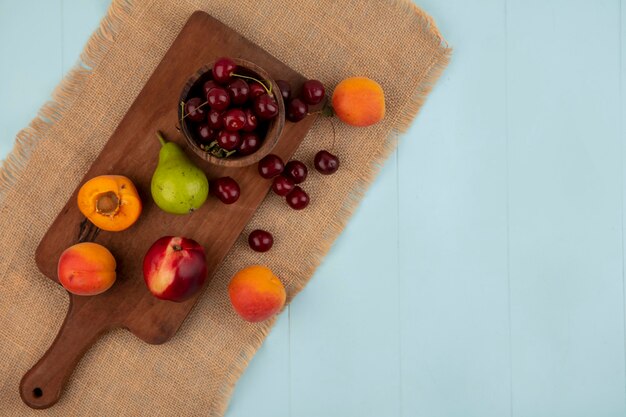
left=0, top=0, right=136, bottom=203
left=0, top=0, right=450, bottom=415
left=207, top=3, right=451, bottom=415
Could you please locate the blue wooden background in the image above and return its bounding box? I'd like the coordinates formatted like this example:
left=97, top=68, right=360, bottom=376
left=2, top=1, right=625, bottom=416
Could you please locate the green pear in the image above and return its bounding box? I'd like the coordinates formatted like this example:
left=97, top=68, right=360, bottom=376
left=151, top=132, right=209, bottom=214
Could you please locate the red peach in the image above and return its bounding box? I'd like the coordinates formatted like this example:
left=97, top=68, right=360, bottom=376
left=143, top=236, right=208, bottom=302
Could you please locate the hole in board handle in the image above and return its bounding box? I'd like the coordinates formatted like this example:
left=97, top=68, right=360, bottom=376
left=33, top=387, right=43, bottom=398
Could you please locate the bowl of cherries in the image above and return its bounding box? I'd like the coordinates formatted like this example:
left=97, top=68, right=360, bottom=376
left=179, top=57, right=285, bottom=167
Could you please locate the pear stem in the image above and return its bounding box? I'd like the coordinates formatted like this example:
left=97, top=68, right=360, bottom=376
left=156, top=131, right=167, bottom=146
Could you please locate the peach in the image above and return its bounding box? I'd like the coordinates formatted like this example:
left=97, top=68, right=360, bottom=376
left=143, top=236, right=207, bottom=302
left=57, top=242, right=116, bottom=296
left=228, top=265, right=286, bottom=322
left=332, top=76, right=385, bottom=127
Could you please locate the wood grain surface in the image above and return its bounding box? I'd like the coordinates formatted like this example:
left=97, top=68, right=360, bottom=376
left=19, top=11, right=316, bottom=409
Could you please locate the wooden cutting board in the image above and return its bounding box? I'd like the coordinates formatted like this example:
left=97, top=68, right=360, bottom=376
left=19, top=11, right=317, bottom=409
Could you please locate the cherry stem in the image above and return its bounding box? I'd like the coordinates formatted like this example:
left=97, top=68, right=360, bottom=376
left=308, top=97, right=334, bottom=116
left=329, top=117, right=337, bottom=151
left=231, top=73, right=273, bottom=96
left=180, top=100, right=209, bottom=121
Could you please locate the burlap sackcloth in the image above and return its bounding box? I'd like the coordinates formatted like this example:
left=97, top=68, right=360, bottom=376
left=0, top=0, right=449, bottom=415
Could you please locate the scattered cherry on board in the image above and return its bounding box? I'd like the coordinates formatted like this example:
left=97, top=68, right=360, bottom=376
left=210, top=177, right=241, bottom=204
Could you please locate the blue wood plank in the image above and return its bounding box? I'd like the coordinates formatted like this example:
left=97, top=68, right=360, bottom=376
left=289, top=152, right=400, bottom=417
left=399, top=1, right=511, bottom=416
left=226, top=312, right=290, bottom=417
left=623, top=1, right=626, bottom=411
left=0, top=0, right=62, bottom=157
left=507, top=1, right=625, bottom=416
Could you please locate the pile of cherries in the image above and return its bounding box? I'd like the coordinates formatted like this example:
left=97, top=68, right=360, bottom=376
left=259, top=154, right=310, bottom=209
left=208, top=150, right=339, bottom=253
left=183, top=57, right=280, bottom=158
left=187, top=57, right=341, bottom=253
left=277, top=78, right=325, bottom=122
left=246, top=151, right=339, bottom=252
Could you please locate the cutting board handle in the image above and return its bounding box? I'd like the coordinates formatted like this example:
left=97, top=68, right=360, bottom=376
left=20, top=297, right=109, bottom=409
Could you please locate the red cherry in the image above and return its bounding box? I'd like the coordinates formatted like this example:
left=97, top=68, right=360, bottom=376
left=227, top=79, right=250, bottom=105
left=248, top=229, right=273, bottom=252
left=249, top=81, right=266, bottom=98
left=196, top=123, right=216, bottom=143
left=211, top=177, right=240, bottom=204
left=242, top=108, right=258, bottom=132
left=203, top=80, right=219, bottom=97
left=276, top=80, right=291, bottom=102
left=207, top=109, right=224, bottom=129
left=238, top=132, right=262, bottom=156
left=286, top=98, right=309, bottom=122
left=184, top=97, right=207, bottom=122
left=272, top=175, right=295, bottom=196
left=212, top=57, right=236, bottom=84
left=253, top=94, right=279, bottom=120
left=258, top=154, right=284, bottom=179
left=286, top=186, right=309, bottom=210
left=314, top=150, right=339, bottom=174
left=301, top=79, right=325, bottom=105
left=207, top=87, right=230, bottom=111
left=217, top=130, right=241, bottom=150
left=223, top=109, right=246, bottom=131
left=283, top=160, right=308, bottom=184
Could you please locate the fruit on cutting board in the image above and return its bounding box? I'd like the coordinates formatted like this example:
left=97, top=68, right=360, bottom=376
left=57, top=242, right=116, bottom=296
left=332, top=76, right=385, bottom=127
left=238, top=132, right=261, bottom=155
left=276, top=80, right=291, bottom=101
left=183, top=57, right=282, bottom=159
left=143, top=236, right=208, bottom=302
left=272, top=175, right=294, bottom=196
left=258, top=154, right=285, bottom=179
left=286, top=98, right=308, bottom=122
left=228, top=265, right=286, bottom=322
left=77, top=175, right=142, bottom=232
left=151, top=132, right=209, bottom=214
left=184, top=97, right=208, bottom=121
left=301, top=79, right=326, bottom=105
left=210, top=176, right=241, bottom=204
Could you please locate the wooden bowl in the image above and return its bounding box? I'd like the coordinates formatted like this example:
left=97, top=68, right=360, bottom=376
left=179, top=59, right=285, bottom=168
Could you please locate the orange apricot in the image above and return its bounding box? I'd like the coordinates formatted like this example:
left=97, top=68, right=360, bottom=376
left=228, top=265, right=286, bottom=322
left=332, top=76, right=385, bottom=127
left=77, top=175, right=142, bottom=232
left=57, top=242, right=116, bottom=296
